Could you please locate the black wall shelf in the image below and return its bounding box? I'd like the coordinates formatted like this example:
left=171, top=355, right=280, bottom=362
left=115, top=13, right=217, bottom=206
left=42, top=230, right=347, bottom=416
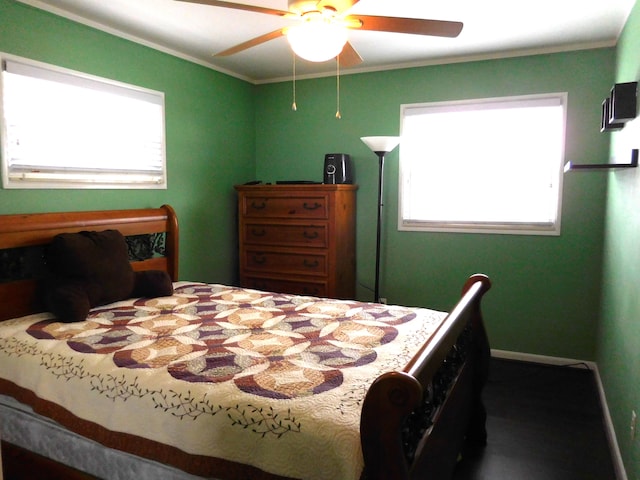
left=564, top=148, right=638, bottom=172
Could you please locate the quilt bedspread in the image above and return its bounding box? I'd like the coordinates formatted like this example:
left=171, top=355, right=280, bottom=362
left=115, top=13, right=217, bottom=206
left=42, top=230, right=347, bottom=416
left=0, top=282, right=447, bottom=480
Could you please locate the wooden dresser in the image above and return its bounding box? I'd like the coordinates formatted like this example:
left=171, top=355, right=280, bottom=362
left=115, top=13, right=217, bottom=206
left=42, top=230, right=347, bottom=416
left=234, top=184, right=357, bottom=299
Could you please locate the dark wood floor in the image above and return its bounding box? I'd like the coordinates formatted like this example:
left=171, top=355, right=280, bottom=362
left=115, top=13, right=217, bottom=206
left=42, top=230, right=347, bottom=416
left=453, top=358, right=618, bottom=480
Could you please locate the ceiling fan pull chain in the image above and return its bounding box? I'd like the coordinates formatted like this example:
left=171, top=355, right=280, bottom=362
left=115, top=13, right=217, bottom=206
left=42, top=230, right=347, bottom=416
left=292, top=52, right=298, bottom=111
left=335, top=56, right=341, bottom=119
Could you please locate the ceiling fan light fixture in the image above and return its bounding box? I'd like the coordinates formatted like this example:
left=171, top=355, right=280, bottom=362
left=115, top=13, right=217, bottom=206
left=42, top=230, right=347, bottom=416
left=286, top=19, right=348, bottom=62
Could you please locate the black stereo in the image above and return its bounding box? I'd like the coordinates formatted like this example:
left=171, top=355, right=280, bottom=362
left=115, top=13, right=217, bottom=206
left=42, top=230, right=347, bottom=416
left=323, top=153, right=352, bottom=184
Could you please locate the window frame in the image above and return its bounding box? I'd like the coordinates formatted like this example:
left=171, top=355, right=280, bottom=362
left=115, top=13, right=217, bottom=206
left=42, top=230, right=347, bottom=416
left=0, top=53, right=167, bottom=190
left=398, top=93, right=567, bottom=236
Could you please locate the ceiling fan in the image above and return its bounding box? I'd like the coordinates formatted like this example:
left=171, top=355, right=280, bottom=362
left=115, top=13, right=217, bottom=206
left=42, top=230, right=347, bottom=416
left=176, top=0, right=463, bottom=66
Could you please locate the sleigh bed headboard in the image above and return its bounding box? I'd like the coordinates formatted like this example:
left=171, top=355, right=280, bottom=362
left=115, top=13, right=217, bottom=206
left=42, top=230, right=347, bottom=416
left=0, top=205, right=179, bottom=321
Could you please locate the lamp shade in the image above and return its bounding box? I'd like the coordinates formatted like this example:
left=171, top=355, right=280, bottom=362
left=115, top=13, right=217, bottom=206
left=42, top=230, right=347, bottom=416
left=287, top=21, right=348, bottom=62
left=361, top=136, right=400, bottom=153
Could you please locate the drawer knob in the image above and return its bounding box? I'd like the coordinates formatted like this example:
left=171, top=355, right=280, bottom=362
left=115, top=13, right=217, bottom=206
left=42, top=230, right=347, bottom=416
left=303, top=202, right=321, bottom=210
left=303, top=230, right=319, bottom=239
left=303, top=259, right=319, bottom=268
left=253, top=255, right=266, bottom=264
left=251, top=228, right=266, bottom=237
left=250, top=201, right=266, bottom=210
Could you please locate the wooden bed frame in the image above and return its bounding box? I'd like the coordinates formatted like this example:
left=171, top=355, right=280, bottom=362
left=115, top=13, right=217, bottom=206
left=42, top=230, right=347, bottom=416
left=0, top=205, right=491, bottom=480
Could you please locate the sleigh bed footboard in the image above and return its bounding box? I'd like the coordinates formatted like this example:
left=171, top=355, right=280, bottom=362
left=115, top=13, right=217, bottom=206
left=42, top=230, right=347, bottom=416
left=360, top=274, right=491, bottom=480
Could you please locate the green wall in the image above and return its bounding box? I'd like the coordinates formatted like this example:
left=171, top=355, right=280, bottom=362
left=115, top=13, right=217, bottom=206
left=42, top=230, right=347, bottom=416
left=599, top=1, right=640, bottom=478
left=0, top=0, right=256, bottom=284
left=255, top=49, right=615, bottom=360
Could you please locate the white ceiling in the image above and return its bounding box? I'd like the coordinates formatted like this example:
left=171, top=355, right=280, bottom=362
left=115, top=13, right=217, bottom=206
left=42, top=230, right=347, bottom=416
left=18, top=0, right=637, bottom=83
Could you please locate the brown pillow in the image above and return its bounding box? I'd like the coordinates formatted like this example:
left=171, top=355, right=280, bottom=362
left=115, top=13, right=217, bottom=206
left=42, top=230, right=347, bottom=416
left=132, top=269, right=174, bottom=298
left=45, top=230, right=173, bottom=322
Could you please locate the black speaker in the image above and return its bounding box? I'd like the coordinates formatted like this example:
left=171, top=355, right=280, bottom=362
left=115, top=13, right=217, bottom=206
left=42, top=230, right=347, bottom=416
left=323, top=153, right=352, bottom=184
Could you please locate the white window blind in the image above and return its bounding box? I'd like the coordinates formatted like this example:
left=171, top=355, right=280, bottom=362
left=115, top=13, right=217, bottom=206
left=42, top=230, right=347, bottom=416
left=1, top=55, right=166, bottom=189
left=399, top=93, right=566, bottom=235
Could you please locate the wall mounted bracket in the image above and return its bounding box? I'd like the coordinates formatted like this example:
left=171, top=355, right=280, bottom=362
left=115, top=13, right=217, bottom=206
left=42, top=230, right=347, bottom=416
left=564, top=148, right=638, bottom=172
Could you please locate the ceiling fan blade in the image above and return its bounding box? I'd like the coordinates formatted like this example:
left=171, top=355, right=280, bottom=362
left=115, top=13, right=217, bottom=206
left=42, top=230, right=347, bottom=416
left=350, top=15, right=463, bottom=38
left=317, top=0, right=360, bottom=14
left=338, top=41, right=362, bottom=67
left=176, top=0, right=291, bottom=17
left=215, top=29, right=285, bottom=57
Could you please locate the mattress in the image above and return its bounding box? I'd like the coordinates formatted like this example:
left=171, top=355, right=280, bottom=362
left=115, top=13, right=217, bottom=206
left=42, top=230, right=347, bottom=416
left=0, top=393, right=205, bottom=479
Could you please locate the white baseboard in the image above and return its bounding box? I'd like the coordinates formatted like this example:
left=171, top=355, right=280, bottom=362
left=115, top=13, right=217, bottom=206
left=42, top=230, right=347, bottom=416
left=490, top=350, right=628, bottom=480
left=491, top=349, right=595, bottom=368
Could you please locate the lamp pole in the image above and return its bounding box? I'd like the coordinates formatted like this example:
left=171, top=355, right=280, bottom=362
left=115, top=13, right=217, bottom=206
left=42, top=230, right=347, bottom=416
left=360, top=136, right=400, bottom=303
left=374, top=150, right=385, bottom=304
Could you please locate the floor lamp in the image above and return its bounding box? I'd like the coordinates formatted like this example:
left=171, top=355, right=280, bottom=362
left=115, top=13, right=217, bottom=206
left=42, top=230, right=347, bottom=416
left=360, top=136, right=400, bottom=303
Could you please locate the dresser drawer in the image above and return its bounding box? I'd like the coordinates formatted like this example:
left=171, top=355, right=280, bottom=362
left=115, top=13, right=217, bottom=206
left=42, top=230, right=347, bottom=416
left=242, top=223, right=327, bottom=248
left=244, top=249, right=327, bottom=276
left=243, top=276, right=327, bottom=297
left=242, top=195, right=328, bottom=219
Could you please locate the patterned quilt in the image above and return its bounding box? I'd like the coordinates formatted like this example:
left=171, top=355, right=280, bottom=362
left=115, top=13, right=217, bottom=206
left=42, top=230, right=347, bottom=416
left=0, top=282, right=447, bottom=480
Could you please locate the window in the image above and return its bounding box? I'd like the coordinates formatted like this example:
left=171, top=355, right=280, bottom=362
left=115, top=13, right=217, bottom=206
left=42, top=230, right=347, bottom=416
left=1, top=54, right=166, bottom=189
left=399, top=93, right=567, bottom=235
